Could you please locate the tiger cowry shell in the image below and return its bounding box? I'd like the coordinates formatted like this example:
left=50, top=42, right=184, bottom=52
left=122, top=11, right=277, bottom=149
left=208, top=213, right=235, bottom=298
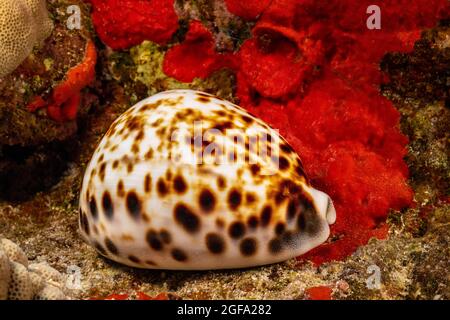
left=79, top=90, right=336, bottom=270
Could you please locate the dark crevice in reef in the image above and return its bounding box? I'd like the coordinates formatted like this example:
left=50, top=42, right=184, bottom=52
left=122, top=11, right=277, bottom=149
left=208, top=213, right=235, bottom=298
left=381, top=19, right=450, bottom=107
left=0, top=138, right=80, bottom=202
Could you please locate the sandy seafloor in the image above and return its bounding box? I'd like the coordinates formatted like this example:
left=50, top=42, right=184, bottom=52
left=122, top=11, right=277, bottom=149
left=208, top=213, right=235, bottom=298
left=0, top=1, right=449, bottom=300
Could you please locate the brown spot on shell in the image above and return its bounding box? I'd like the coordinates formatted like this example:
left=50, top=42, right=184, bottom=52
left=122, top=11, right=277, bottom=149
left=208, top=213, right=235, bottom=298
left=278, top=156, right=290, bottom=170
left=199, top=189, right=216, bottom=213
left=105, top=238, right=119, bottom=255
left=80, top=210, right=89, bottom=235
left=229, top=222, right=246, bottom=239
left=90, top=169, right=96, bottom=180
left=297, top=204, right=321, bottom=235
left=89, top=197, right=98, bottom=220
left=165, top=169, right=173, bottom=181
left=295, top=163, right=305, bottom=177
left=171, top=248, right=188, bottom=262
left=240, top=238, right=257, bottom=256
left=173, top=175, right=187, bottom=194
left=217, top=176, right=226, bottom=190
left=215, top=110, right=227, bottom=117
left=246, top=193, right=257, bottom=204
left=140, top=101, right=163, bottom=112
left=131, top=143, right=140, bottom=154
left=164, top=97, right=184, bottom=106
left=275, top=222, right=286, bottom=236
left=102, top=191, right=114, bottom=219
left=135, top=130, right=145, bottom=142
left=126, top=191, right=142, bottom=219
left=280, top=143, right=294, bottom=154
left=146, top=230, right=163, bottom=251
left=160, top=229, right=171, bottom=244
left=216, top=218, right=225, bottom=229
left=250, top=164, right=260, bottom=176
left=142, top=212, right=151, bottom=223
left=127, top=162, right=134, bottom=173
left=151, top=118, right=164, bottom=127
left=297, top=213, right=306, bottom=230
left=157, top=178, right=169, bottom=197
left=269, top=238, right=283, bottom=254
left=117, top=180, right=125, bottom=197
left=99, top=162, right=106, bottom=182
left=93, top=241, right=107, bottom=256
left=206, top=233, right=225, bottom=254
left=145, top=260, right=157, bottom=266
left=247, top=216, right=259, bottom=229
left=121, top=234, right=135, bottom=241
left=287, top=199, right=299, bottom=221
left=144, top=174, right=152, bottom=193
left=197, top=92, right=214, bottom=98
left=211, top=121, right=233, bottom=132
left=281, top=231, right=295, bottom=246
left=196, top=96, right=211, bottom=103
left=174, top=204, right=200, bottom=233
left=128, top=255, right=140, bottom=264
left=241, top=114, right=254, bottom=124
left=261, top=206, right=272, bottom=227
left=228, top=189, right=242, bottom=210
left=275, top=180, right=301, bottom=204
left=145, top=148, right=154, bottom=160
left=126, top=116, right=144, bottom=131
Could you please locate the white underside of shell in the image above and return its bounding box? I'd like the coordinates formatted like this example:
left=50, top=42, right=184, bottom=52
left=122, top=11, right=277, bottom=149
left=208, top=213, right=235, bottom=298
left=79, top=90, right=336, bottom=270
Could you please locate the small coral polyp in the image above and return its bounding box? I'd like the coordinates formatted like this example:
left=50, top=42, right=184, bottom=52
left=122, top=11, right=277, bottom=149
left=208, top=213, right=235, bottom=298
left=0, top=0, right=53, bottom=78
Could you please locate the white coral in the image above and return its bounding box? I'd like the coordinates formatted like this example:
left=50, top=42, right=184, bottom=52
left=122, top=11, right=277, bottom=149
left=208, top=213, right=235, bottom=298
left=8, top=262, right=33, bottom=300
left=0, top=250, right=10, bottom=300
left=35, top=284, right=66, bottom=300
left=0, top=239, right=28, bottom=267
left=0, top=0, right=54, bottom=78
left=0, top=238, right=70, bottom=300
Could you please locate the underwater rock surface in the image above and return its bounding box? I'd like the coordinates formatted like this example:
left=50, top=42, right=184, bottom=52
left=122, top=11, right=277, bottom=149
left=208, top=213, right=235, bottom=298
left=0, top=0, right=448, bottom=299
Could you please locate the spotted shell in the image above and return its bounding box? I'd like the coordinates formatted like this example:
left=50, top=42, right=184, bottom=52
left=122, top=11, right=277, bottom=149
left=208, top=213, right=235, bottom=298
left=79, top=90, right=336, bottom=270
